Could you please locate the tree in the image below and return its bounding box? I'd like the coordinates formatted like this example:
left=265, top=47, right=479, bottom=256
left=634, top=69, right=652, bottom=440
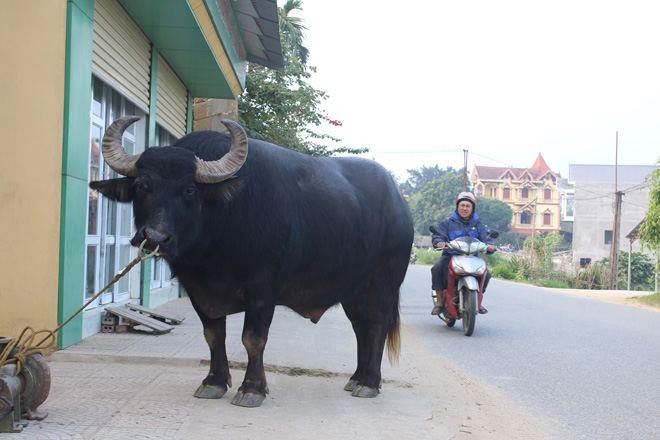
left=639, top=158, right=660, bottom=274
left=617, top=252, right=655, bottom=291
left=408, top=172, right=464, bottom=235
left=278, top=0, right=309, bottom=66
left=400, top=165, right=461, bottom=196
left=475, top=196, right=513, bottom=233
left=238, top=1, right=366, bottom=156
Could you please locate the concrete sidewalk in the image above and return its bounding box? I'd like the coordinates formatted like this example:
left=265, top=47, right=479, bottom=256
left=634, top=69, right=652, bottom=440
left=6, top=298, right=409, bottom=440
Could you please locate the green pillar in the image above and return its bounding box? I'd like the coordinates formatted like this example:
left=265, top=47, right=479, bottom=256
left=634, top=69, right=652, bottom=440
left=140, top=46, right=159, bottom=307
left=58, top=0, right=95, bottom=348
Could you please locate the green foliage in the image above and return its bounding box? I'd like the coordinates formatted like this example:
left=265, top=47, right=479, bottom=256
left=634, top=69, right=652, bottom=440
left=400, top=166, right=462, bottom=197
left=524, top=232, right=564, bottom=272
left=534, top=277, right=571, bottom=289
left=603, top=251, right=655, bottom=291
left=237, top=2, right=366, bottom=157
left=475, top=196, right=513, bottom=233
left=415, top=248, right=442, bottom=265
left=574, top=261, right=610, bottom=289
left=639, top=157, right=660, bottom=273
left=407, top=172, right=464, bottom=235
left=491, top=263, right=517, bottom=280
left=278, top=0, right=309, bottom=66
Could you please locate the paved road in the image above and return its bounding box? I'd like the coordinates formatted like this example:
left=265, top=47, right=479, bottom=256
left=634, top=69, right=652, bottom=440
left=401, top=264, right=660, bottom=440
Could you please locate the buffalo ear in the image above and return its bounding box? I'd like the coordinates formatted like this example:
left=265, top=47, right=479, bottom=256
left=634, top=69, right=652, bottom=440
left=204, top=175, right=246, bottom=202
left=90, top=178, right=135, bottom=202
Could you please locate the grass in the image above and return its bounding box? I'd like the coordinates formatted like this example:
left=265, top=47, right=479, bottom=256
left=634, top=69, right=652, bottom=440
left=638, top=292, right=660, bottom=308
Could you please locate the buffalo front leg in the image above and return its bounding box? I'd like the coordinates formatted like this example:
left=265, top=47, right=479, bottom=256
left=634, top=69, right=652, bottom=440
left=193, top=314, right=232, bottom=399
left=231, top=301, right=275, bottom=407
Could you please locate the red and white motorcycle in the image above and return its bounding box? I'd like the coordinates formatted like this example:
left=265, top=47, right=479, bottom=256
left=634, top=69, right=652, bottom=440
left=430, top=226, right=498, bottom=336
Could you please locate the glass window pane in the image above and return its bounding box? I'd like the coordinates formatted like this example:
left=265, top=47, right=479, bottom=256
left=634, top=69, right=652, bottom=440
left=151, top=258, right=161, bottom=282
left=163, top=263, right=172, bottom=282
left=85, top=245, right=97, bottom=299
left=92, top=78, right=103, bottom=118
left=123, top=138, right=135, bottom=155
left=88, top=188, right=99, bottom=236
left=118, top=244, right=131, bottom=293
left=104, top=244, right=116, bottom=294
left=88, top=124, right=102, bottom=235
left=120, top=203, right=132, bottom=237
left=109, top=92, right=121, bottom=124
left=125, top=101, right=136, bottom=135
left=106, top=199, right=117, bottom=235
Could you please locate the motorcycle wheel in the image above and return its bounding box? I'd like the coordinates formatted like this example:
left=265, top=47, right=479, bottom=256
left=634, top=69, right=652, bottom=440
left=462, top=287, right=477, bottom=336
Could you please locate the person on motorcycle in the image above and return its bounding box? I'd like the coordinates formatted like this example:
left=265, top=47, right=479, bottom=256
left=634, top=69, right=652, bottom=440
left=430, top=191, right=496, bottom=315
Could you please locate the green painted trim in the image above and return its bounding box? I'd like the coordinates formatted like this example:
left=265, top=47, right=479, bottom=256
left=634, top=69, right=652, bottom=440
left=58, top=0, right=95, bottom=349
left=148, top=46, right=158, bottom=147
left=202, top=0, right=246, bottom=88
left=139, top=45, right=160, bottom=307
left=186, top=92, right=194, bottom=134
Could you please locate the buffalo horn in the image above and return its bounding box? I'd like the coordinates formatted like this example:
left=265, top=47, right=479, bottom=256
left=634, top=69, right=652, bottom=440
left=194, top=119, right=248, bottom=183
left=101, top=116, right=141, bottom=177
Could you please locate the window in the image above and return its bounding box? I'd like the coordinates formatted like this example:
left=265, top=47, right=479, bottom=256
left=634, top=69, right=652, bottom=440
left=544, top=188, right=552, bottom=200
left=604, top=230, right=613, bottom=245
left=521, top=188, right=529, bottom=199
left=503, top=187, right=510, bottom=199
left=543, top=213, right=551, bottom=225
left=520, top=212, right=531, bottom=224
left=580, top=258, right=591, bottom=267
left=490, top=187, right=498, bottom=198
left=150, top=126, right=177, bottom=289
left=85, top=77, right=145, bottom=308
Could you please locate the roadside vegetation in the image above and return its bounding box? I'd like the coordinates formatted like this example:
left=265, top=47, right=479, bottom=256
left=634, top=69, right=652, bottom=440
left=413, top=231, right=657, bottom=295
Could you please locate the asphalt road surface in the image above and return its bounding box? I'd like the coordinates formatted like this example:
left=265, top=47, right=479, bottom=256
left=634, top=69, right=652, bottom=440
left=401, top=264, right=660, bottom=440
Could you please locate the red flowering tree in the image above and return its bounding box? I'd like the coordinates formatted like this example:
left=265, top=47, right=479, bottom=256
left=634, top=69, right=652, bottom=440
left=238, top=1, right=365, bottom=156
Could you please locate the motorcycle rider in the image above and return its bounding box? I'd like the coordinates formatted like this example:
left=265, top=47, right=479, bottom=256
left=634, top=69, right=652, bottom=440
left=431, top=192, right=496, bottom=315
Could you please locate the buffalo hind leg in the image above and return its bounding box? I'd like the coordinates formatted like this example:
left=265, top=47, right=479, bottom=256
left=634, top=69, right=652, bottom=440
left=231, top=299, right=276, bottom=407
left=190, top=301, right=231, bottom=399
left=341, top=277, right=399, bottom=398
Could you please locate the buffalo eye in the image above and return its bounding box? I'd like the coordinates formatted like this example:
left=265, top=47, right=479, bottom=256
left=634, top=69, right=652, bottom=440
left=183, top=185, right=196, bottom=198
left=132, top=180, right=147, bottom=195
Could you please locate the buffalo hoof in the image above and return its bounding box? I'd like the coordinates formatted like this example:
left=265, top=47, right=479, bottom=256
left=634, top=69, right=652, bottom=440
left=343, top=380, right=380, bottom=397
left=343, top=379, right=359, bottom=392
left=351, top=385, right=380, bottom=398
left=194, top=384, right=228, bottom=399
left=231, top=390, right=266, bottom=407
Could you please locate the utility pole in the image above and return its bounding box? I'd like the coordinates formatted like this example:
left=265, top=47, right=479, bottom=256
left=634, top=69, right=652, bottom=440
left=609, top=132, right=621, bottom=290
left=463, top=149, right=468, bottom=191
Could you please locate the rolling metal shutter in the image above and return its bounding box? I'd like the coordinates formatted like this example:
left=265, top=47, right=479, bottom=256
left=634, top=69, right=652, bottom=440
left=156, top=54, right=188, bottom=138
left=92, top=0, right=151, bottom=111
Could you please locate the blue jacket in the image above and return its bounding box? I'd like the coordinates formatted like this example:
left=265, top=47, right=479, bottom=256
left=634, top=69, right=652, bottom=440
left=432, top=211, right=494, bottom=256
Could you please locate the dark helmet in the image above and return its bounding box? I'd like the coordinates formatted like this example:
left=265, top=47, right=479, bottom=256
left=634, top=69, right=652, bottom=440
left=456, top=191, right=476, bottom=211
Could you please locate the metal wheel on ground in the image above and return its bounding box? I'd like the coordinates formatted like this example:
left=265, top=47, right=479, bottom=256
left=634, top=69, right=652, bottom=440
left=462, top=288, right=477, bottom=336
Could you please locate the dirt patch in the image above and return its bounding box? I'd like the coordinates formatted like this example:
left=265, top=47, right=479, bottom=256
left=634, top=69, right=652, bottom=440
left=546, top=287, right=659, bottom=312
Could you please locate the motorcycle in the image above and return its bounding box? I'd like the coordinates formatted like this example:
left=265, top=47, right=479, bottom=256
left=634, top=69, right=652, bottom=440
left=429, top=225, right=499, bottom=336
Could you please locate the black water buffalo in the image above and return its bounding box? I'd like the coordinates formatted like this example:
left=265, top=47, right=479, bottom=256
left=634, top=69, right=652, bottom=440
left=91, top=117, right=414, bottom=407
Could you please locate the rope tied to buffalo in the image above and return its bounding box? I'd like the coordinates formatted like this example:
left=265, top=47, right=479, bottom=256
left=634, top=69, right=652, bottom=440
left=0, top=241, right=159, bottom=374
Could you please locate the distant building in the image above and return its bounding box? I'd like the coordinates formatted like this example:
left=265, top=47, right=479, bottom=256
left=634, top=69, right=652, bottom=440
left=570, top=164, right=656, bottom=266
left=471, top=154, right=561, bottom=235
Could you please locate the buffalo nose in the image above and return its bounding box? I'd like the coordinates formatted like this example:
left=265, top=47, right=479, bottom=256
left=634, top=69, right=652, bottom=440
left=144, top=227, right=171, bottom=247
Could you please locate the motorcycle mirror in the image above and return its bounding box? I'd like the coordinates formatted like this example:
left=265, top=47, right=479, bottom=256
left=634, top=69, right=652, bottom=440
left=488, top=229, right=500, bottom=239
left=429, top=225, right=440, bottom=235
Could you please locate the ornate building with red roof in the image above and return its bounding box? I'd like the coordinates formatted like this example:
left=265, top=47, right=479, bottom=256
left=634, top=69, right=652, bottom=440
left=470, top=154, right=561, bottom=235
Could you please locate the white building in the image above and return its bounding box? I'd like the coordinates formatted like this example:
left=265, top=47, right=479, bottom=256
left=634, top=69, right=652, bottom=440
left=570, top=164, right=656, bottom=266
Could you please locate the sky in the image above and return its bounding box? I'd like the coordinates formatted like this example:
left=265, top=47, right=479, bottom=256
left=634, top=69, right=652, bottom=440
left=292, top=0, right=660, bottom=183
